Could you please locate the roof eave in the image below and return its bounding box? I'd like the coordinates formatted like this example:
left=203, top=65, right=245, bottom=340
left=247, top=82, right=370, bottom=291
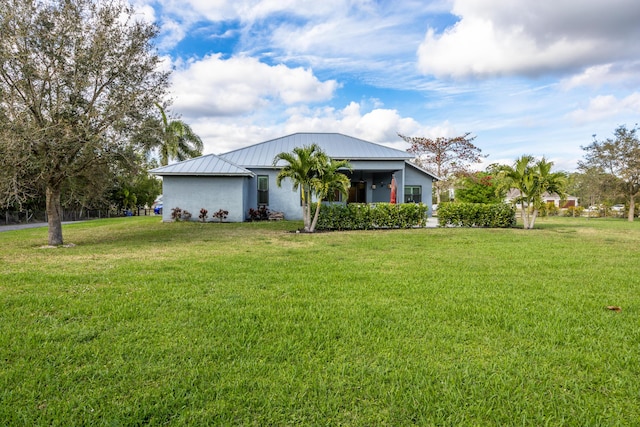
left=150, top=172, right=255, bottom=177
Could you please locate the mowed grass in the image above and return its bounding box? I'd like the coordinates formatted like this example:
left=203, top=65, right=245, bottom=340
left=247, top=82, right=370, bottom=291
left=1, top=216, right=639, bottom=426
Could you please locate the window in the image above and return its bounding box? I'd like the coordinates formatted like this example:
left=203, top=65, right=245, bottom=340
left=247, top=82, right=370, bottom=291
left=404, top=186, right=421, bottom=203
left=257, top=175, right=269, bottom=205
left=348, top=181, right=366, bottom=203
left=322, top=189, right=342, bottom=202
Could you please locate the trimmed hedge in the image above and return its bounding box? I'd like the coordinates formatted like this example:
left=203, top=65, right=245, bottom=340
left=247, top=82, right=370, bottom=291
left=316, top=203, right=429, bottom=231
left=437, top=202, right=516, bottom=228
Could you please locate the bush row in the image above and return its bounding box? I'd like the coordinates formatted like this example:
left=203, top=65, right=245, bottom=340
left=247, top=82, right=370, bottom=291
left=315, top=203, right=429, bottom=230
left=437, top=202, right=516, bottom=228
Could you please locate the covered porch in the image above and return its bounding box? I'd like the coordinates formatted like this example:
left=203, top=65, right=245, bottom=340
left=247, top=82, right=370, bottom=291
left=343, top=170, right=405, bottom=204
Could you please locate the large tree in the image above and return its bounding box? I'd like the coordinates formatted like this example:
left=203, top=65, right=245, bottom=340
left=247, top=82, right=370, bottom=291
left=580, top=125, right=640, bottom=221
left=398, top=132, right=484, bottom=204
left=0, top=0, right=169, bottom=245
left=498, top=155, right=566, bottom=229
left=455, top=171, right=505, bottom=204
left=568, top=167, right=619, bottom=214
left=273, top=144, right=351, bottom=233
left=136, top=103, right=203, bottom=166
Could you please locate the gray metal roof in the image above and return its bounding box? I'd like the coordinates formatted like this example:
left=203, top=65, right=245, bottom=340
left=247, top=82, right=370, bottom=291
left=220, top=133, right=412, bottom=167
left=149, top=154, right=254, bottom=176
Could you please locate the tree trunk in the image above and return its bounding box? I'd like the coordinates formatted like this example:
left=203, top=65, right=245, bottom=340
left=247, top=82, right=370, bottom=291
left=302, top=187, right=313, bottom=232
left=520, top=202, right=529, bottom=229
left=302, top=201, right=311, bottom=232
left=529, top=209, right=539, bottom=229
left=46, top=186, right=64, bottom=246
left=309, top=200, right=322, bottom=233
left=629, top=196, right=635, bottom=222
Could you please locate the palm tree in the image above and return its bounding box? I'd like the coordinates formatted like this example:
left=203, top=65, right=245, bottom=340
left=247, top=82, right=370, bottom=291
left=273, top=144, right=324, bottom=232
left=273, top=144, right=351, bottom=232
left=499, top=155, right=566, bottom=229
left=309, top=158, right=352, bottom=232
left=138, top=104, right=203, bottom=166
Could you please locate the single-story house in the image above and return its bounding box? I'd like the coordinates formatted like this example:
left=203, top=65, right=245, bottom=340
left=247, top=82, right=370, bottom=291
left=150, top=132, right=439, bottom=222
left=505, top=189, right=579, bottom=208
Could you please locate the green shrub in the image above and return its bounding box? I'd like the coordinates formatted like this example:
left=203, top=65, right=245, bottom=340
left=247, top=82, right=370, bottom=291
left=564, top=206, right=585, bottom=217
left=316, top=203, right=429, bottom=231
left=544, top=202, right=560, bottom=217
left=437, top=202, right=516, bottom=228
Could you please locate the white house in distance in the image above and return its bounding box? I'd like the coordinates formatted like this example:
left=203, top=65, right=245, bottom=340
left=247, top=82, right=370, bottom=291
left=505, top=188, right=579, bottom=208
left=150, top=132, right=438, bottom=222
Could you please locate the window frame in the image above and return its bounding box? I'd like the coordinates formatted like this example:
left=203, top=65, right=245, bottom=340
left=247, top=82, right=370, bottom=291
left=404, top=185, right=422, bottom=203
left=257, top=175, right=269, bottom=206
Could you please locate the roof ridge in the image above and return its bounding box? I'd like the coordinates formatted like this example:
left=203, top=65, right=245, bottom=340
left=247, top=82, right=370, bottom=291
left=220, top=132, right=347, bottom=156
left=148, top=153, right=221, bottom=172
left=220, top=132, right=411, bottom=157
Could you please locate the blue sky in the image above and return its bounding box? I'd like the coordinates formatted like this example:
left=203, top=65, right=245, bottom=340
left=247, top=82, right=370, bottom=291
left=136, top=0, right=640, bottom=171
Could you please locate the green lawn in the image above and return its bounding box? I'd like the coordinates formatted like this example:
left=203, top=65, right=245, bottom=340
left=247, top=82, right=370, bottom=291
left=1, top=216, right=639, bottom=426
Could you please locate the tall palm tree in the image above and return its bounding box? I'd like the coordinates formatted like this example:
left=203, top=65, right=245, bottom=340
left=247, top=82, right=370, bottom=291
left=499, top=155, right=536, bottom=228
left=138, top=104, right=203, bottom=166
left=309, top=158, right=352, bottom=232
left=499, top=155, right=566, bottom=229
left=273, top=144, right=351, bottom=232
left=273, top=144, right=324, bottom=232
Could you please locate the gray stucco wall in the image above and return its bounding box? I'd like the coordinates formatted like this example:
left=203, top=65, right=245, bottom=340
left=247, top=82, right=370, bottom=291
left=404, top=165, right=434, bottom=215
left=161, top=176, right=246, bottom=222
left=249, top=168, right=305, bottom=220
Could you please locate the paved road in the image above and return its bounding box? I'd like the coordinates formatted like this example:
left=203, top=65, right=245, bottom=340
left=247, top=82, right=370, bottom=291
left=0, top=221, right=80, bottom=232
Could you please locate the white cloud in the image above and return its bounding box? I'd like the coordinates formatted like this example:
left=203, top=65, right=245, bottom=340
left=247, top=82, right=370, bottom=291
left=417, top=0, right=640, bottom=78
left=131, top=2, right=156, bottom=23
left=141, top=0, right=440, bottom=88
left=282, top=102, right=422, bottom=147
left=184, top=100, right=460, bottom=155
left=281, top=102, right=471, bottom=151
left=169, top=54, right=338, bottom=117
left=560, top=64, right=613, bottom=90
left=162, top=0, right=237, bottom=22
left=156, top=18, right=188, bottom=51
left=188, top=117, right=283, bottom=154
left=561, top=62, right=640, bottom=90
left=148, top=0, right=349, bottom=36
left=567, top=92, right=640, bottom=124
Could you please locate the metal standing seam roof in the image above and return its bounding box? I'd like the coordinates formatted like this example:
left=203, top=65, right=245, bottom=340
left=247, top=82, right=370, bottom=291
left=149, top=153, right=254, bottom=176
left=219, top=133, right=413, bottom=167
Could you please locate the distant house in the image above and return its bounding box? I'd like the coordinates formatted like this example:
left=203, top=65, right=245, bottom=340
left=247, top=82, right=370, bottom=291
left=505, top=189, right=579, bottom=208
left=150, top=132, right=438, bottom=222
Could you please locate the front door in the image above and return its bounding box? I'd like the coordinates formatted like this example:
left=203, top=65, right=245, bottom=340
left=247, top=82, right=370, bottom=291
left=348, top=182, right=366, bottom=203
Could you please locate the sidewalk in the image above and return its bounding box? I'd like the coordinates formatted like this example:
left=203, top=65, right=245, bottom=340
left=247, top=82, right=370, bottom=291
left=425, top=217, right=438, bottom=228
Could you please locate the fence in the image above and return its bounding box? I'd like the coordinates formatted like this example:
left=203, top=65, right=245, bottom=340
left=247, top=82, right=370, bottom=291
left=1, top=208, right=156, bottom=226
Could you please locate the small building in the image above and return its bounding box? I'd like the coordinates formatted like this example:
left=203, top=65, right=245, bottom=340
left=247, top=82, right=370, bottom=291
left=150, top=132, right=438, bottom=222
left=505, top=189, right=579, bottom=208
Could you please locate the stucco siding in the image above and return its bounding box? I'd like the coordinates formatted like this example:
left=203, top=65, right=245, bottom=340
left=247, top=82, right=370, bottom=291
left=162, top=176, right=246, bottom=222
left=348, top=159, right=405, bottom=171
left=249, top=168, right=304, bottom=220
left=404, top=165, right=434, bottom=215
